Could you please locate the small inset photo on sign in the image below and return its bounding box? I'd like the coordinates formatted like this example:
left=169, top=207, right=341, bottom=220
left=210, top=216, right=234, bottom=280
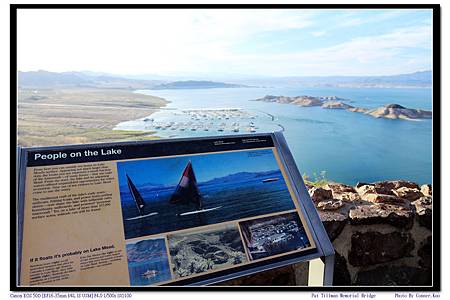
left=239, top=212, right=312, bottom=261
left=126, top=238, right=172, bottom=286
left=167, top=224, right=247, bottom=279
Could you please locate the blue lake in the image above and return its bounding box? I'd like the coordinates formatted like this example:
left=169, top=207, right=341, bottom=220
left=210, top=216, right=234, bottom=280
left=120, top=87, right=432, bottom=185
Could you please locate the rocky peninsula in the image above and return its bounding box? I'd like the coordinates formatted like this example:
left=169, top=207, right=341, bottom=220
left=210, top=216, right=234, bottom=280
left=253, top=95, right=432, bottom=121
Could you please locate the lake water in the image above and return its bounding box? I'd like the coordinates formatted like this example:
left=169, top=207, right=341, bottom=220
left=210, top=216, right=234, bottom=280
left=116, top=87, right=432, bottom=185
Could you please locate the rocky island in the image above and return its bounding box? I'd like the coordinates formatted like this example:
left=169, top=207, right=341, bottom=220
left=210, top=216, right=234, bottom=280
left=366, top=104, right=432, bottom=120
left=253, top=95, right=432, bottom=121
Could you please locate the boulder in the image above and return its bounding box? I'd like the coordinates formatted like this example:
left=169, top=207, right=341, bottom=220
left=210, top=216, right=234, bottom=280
left=355, top=182, right=371, bottom=188
left=348, top=231, right=414, bottom=266
left=355, top=184, right=377, bottom=196
left=356, top=180, right=420, bottom=197
left=317, top=200, right=344, bottom=211
left=421, top=184, right=432, bottom=197
left=326, top=182, right=356, bottom=193
left=325, top=183, right=360, bottom=202
left=308, top=187, right=333, bottom=202
left=318, top=210, right=347, bottom=241
left=373, top=180, right=420, bottom=193
left=349, top=203, right=414, bottom=229
left=355, top=265, right=431, bottom=286
left=393, top=187, right=423, bottom=201
left=412, top=196, right=432, bottom=229
left=362, top=193, right=406, bottom=205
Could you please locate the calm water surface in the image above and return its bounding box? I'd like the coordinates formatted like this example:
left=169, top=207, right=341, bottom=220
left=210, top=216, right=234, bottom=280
left=117, top=87, right=432, bottom=185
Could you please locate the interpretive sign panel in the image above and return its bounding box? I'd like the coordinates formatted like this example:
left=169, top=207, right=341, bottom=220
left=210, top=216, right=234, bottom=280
left=16, top=133, right=333, bottom=287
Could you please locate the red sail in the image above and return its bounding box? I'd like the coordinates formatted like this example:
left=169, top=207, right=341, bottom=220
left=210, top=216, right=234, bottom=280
left=170, top=161, right=202, bottom=209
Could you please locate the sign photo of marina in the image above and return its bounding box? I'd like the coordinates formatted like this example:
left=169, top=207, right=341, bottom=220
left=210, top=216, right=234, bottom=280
left=239, top=212, right=312, bottom=261
left=116, top=148, right=297, bottom=239
left=126, top=238, right=172, bottom=286
left=167, top=224, right=247, bottom=279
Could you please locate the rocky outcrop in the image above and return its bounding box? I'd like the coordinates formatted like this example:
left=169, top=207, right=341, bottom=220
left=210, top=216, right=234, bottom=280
left=348, top=231, right=415, bottom=266
left=367, top=104, right=432, bottom=120
left=349, top=203, right=414, bottom=229
left=318, top=210, right=348, bottom=242
left=317, top=200, right=344, bottom=211
left=356, top=180, right=423, bottom=204
left=421, top=184, right=432, bottom=197
left=219, top=180, right=432, bottom=287
left=309, top=186, right=333, bottom=202
left=292, top=96, right=323, bottom=106
left=412, top=196, right=432, bottom=229
left=312, top=180, right=432, bottom=286
left=325, top=182, right=361, bottom=202
left=253, top=95, right=431, bottom=121
left=321, top=101, right=353, bottom=109
left=254, top=95, right=323, bottom=106
left=348, top=107, right=369, bottom=113
left=393, top=187, right=423, bottom=201
left=362, top=193, right=406, bottom=204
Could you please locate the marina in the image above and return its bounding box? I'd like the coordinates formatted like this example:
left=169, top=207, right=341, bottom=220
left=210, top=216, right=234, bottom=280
left=115, top=108, right=282, bottom=138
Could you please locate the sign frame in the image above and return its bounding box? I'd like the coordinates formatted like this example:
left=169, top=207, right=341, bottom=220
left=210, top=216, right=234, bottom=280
left=15, top=132, right=334, bottom=288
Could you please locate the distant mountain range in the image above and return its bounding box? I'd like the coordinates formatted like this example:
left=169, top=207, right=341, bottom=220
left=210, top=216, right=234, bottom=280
left=18, top=70, right=163, bottom=90
left=18, top=70, right=432, bottom=90
left=127, top=239, right=167, bottom=262
left=119, top=169, right=282, bottom=197
left=18, top=70, right=248, bottom=90
left=201, top=170, right=281, bottom=186
left=150, top=80, right=249, bottom=90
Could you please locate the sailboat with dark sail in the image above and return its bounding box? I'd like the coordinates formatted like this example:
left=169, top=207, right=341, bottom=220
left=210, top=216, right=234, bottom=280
left=125, top=174, right=159, bottom=220
left=170, top=161, right=222, bottom=216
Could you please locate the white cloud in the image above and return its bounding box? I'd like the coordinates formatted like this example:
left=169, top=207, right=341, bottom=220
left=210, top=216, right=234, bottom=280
left=210, top=25, right=432, bottom=76
left=312, top=31, right=326, bottom=37
left=17, top=9, right=314, bottom=74
left=17, top=9, right=432, bottom=76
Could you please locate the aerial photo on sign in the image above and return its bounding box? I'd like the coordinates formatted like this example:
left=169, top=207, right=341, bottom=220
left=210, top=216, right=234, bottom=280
left=167, top=224, right=247, bottom=278
left=116, top=148, right=297, bottom=239
left=239, top=212, right=312, bottom=261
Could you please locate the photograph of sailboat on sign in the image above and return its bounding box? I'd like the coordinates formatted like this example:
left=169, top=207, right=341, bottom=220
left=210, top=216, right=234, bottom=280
left=125, top=174, right=159, bottom=220
left=117, top=148, right=297, bottom=240
left=170, top=161, right=222, bottom=217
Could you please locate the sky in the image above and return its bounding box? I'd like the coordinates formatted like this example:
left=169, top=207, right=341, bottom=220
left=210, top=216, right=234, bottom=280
left=116, top=149, right=280, bottom=186
left=17, top=9, right=433, bottom=77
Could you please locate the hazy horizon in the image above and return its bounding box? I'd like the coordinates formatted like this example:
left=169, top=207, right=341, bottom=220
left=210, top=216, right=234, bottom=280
left=17, top=69, right=432, bottom=81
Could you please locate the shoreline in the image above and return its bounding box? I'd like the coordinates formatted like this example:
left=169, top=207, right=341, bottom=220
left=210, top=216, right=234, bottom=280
left=17, top=87, right=169, bottom=147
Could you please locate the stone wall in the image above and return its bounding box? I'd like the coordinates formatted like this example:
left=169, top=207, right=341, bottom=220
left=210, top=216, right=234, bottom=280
left=220, top=180, right=432, bottom=286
